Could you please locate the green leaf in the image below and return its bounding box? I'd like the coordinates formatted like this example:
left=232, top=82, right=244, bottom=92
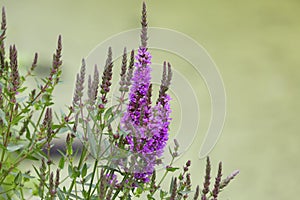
left=135, top=187, right=143, bottom=197
left=26, top=154, right=39, bottom=161
left=14, top=171, right=22, bottom=185
left=169, top=177, right=174, bottom=194
left=169, top=146, right=173, bottom=156
left=68, top=165, right=80, bottom=179
left=87, top=123, right=98, bottom=158
left=0, top=109, right=7, bottom=126
left=16, top=96, right=27, bottom=103
left=166, top=167, right=179, bottom=172
left=59, top=156, right=65, bottom=169
left=57, top=188, right=66, bottom=200
left=103, top=105, right=116, bottom=122
left=26, top=129, right=31, bottom=140
left=68, top=165, right=73, bottom=178
left=85, top=173, right=93, bottom=182
left=160, top=190, right=168, bottom=199
left=17, top=86, right=27, bottom=93
left=118, top=128, right=129, bottom=137
left=81, top=163, right=88, bottom=178
left=7, top=144, right=24, bottom=152
left=178, top=190, right=192, bottom=195
left=147, top=194, right=155, bottom=200
left=107, top=110, right=121, bottom=124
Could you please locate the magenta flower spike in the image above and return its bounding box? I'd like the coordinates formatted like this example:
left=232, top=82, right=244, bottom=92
left=120, top=2, right=172, bottom=183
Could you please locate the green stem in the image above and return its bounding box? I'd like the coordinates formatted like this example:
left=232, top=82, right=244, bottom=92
left=35, top=105, right=47, bottom=132
left=65, top=147, right=88, bottom=200
left=0, top=103, right=14, bottom=164
left=87, top=159, right=98, bottom=199
left=151, top=156, right=175, bottom=196
left=15, top=82, right=50, bottom=118
left=0, top=187, right=14, bottom=195
left=112, top=173, right=129, bottom=200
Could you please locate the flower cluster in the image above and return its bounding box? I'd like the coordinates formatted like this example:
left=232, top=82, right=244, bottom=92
left=120, top=3, right=172, bottom=182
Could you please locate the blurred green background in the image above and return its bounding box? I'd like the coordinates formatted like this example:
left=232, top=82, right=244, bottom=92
left=1, top=0, right=300, bottom=199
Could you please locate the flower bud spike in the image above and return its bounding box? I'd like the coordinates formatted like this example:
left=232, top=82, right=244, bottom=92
left=141, top=2, right=148, bottom=48
left=0, top=6, right=6, bottom=37
left=193, top=185, right=200, bottom=200
left=72, top=59, right=86, bottom=107
left=30, top=52, right=38, bottom=72
left=125, top=49, right=135, bottom=91
left=9, top=45, right=20, bottom=93
left=201, top=157, right=211, bottom=199
left=212, top=162, right=223, bottom=200
left=170, top=177, right=177, bottom=200
left=220, top=170, right=239, bottom=190
left=100, top=47, right=113, bottom=104
left=166, top=62, right=173, bottom=87
left=119, top=47, right=128, bottom=92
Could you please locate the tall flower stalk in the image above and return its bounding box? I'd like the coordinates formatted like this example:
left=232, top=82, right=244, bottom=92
left=120, top=2, right=172, bottom=183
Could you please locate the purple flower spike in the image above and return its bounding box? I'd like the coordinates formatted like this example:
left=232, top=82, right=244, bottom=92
left=119, top=2, right=172, bottom=184
left=120, top=47, right=172, bottom=182
left=123, top=47, right=152, bottom=126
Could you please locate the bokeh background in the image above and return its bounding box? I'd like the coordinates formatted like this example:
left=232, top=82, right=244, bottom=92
left=1, top=0, right=300, bottom=199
